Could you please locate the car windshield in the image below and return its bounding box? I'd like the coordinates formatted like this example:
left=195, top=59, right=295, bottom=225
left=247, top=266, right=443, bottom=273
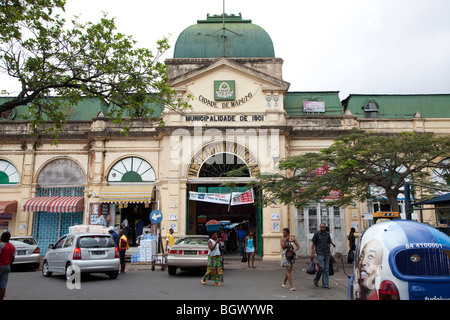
left=10, top=238, right=36, bottom=246
left=78, top=236, right=115, bottom=248
left=175, top=237, right=209, bottom=246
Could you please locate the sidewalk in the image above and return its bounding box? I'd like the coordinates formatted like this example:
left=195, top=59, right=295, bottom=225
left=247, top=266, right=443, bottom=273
left=127, top=252, right=353, bottom=294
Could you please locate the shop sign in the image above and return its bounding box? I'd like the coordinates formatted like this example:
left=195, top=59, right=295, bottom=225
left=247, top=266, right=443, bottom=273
left=0, top=213, right=12, bottom=220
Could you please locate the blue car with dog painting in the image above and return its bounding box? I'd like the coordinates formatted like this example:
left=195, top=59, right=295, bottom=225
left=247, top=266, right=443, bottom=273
left=348, top=220, right=450, bottom=300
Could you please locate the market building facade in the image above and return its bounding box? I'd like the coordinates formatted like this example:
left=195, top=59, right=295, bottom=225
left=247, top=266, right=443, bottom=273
left=0, top=13, right=449, bottom=259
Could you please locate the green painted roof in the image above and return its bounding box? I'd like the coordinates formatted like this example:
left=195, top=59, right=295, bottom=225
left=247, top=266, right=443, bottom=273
left=0, top=96, right=164, bottom=121
left=342, top=94, right=450, bottom=118
left=173, top=13, right=275, bottom=59
left=284, top=92, right=343, bottom=116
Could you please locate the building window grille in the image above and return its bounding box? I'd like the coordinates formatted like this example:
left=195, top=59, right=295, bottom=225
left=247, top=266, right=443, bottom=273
left=364, top=101, right=379, bottom=118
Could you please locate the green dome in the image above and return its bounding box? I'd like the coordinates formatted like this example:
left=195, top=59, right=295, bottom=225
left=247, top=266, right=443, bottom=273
left=174, top=13, right=275, bottom=59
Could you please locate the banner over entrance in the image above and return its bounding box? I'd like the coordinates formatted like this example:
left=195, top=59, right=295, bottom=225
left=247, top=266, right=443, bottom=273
left=189, top=189, right=254, bottom=206
left=231, top=189, right=254, bottom=206
left=189, top=191, right=231, bottom=205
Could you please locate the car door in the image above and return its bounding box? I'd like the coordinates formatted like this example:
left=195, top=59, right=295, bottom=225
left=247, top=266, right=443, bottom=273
left=51, top=236, right=67, bottom=273
left=61, top=235, right=75, bottom=267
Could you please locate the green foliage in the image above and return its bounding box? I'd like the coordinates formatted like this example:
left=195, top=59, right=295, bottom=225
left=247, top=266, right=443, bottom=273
left=0, top=0, right=192, bottom=143
left=246, top=130, right=450, bottom=211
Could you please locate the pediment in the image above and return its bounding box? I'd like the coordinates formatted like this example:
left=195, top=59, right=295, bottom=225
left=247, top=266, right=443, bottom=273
left=169, top=57, right=290, bottom=91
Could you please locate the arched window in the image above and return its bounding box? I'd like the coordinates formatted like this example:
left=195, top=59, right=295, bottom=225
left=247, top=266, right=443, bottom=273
left=108, top=157, right=156, bottom=183
left=0, top=160, right=19, bottom=185
left=198, top=153, right=250, bottom=178
left=364, top=101, right=379, bottom=118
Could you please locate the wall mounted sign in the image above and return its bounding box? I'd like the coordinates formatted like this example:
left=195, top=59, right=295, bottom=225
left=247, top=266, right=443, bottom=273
left=184, top=114, right=264, bottom=122
left=303, top=101, right=325, bottom=113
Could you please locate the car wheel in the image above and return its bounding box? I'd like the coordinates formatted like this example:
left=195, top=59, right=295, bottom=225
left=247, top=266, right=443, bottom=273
left=168, top=266, right=177, bottom=275
left=65, top=263, right=74, bottom=281
left=108, top=271, right=119, bottom=279
left=42, top=260, right=52, bottom=277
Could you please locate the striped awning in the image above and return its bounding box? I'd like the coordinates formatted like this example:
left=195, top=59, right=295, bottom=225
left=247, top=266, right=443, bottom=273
left=98, top=185, right=154, bottom=204
left=23, top=196, right=84, bottom=213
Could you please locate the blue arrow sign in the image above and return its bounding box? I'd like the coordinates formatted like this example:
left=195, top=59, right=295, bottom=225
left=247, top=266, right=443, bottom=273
left=150, top=210, right=163, bottom=224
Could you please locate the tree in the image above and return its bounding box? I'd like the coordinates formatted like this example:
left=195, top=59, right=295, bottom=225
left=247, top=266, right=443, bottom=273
left=242, top=130, right=450, bottom=213
left=0, top=0, right=191, bottom=141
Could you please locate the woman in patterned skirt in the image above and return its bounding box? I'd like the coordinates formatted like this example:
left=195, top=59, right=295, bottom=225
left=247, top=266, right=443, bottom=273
left=201, top=231, right=223, bottom=286
left=280, top=228, right=300, bottom=291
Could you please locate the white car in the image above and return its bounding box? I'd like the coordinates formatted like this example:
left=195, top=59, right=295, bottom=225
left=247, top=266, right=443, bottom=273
left=10, top=236, right=41, bottom=269
left=167, top=235, right=213, bottom=275
left=42, top=233, right=120, bottom=280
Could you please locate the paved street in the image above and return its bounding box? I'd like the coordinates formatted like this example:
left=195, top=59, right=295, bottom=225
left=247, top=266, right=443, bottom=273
left=4, top=255, right=350, bottom=301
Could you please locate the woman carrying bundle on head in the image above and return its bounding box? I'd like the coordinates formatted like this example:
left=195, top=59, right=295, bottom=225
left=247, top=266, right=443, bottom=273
left=201, top=231, right=224, bottom=286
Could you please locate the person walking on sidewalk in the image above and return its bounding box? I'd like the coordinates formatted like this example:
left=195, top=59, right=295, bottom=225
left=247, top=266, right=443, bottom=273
left=119, top=229, right=129, bottom=274
left=280, top=228, right=299, bottom=291
left=0, top=231, right=15, bottom=300
left=237, top=225, right=246, bottom=256
left=311, top=223, right=332, bottom=289
left=244, top=231, right=256, bottom=268
left=201, top=231, right=224, bottom=286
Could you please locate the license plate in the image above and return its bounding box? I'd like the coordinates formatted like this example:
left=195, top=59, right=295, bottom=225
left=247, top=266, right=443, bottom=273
left=183, top=250, right=197, bottom=255
left=16, top=250, right=27, bottom=256
left=91, top=251, right=105, bottom=255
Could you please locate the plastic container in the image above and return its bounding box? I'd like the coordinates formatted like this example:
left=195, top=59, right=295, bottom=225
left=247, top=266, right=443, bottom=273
left=206, top=224, right=221, bottom=231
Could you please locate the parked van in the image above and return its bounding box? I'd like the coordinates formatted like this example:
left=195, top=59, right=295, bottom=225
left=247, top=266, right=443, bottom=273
left=348, top=220, right=450, bottom=300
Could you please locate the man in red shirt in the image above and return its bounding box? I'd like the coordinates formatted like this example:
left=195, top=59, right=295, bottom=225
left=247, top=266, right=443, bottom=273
left=0, top=231, right=15, bottom=300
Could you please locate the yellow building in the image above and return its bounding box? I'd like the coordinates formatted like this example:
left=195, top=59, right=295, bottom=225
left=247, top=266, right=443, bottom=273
left=0, top=13, right=449, bottom=259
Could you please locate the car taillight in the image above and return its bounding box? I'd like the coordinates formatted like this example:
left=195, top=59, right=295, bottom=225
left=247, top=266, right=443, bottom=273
left=199, top=250, right=209, bottom=255
left=73, top=247, right=81, bottom=260
left=169, top=250, right=182, bottom=254
left=33, top=247, right=40, bottom=254
left=114, top=247, right=119, bottom=259
left=379, top=280, right=400, bottom=300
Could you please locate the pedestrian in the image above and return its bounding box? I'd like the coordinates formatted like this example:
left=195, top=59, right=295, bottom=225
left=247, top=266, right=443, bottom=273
left=311, top=223, right=332, bottom=289
left=165, top=228, right=175, bottom=252
left=244, top=231, right=256, bottom=268
left=220, top=229, right=228, bottom=254
left=280, top=228, right=299, bottom=291
left=201, top=231, right=223, bottom=286
left=237, top=225, right=246, bottom=256
left=109, top=227, right=120, bottom=248
left=348, top=227, right=356, bottom=263
left=0, top=231, right=15, bottom=300
left=118, top=229, right=129, bottom=274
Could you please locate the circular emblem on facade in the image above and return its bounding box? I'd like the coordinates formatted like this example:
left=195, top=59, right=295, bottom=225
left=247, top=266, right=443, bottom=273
left=214, top=80, right=235, bottom=101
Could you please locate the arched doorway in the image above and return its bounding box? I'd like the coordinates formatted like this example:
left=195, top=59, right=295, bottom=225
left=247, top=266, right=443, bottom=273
left=186, top=142, right=262, bottom=256
left=27, top=158, right=85, bottom=254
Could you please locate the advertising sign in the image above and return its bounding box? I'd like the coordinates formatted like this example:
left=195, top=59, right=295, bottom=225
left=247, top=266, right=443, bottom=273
left=189, top=191, right=231, bottom=205
left=303, top=101, right=325, bottom=113
left=231, top=189, right=254, bottom=206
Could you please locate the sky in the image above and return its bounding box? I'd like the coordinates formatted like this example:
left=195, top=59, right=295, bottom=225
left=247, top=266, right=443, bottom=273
left=3, top=0, right=450, bottom=100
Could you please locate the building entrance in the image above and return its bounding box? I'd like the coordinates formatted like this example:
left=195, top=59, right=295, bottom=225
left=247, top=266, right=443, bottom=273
left=187, top=185, right=262, bottom=255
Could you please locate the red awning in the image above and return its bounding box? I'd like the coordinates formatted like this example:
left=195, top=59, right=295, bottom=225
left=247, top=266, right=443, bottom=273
left=0, top=201, right=17, bottom=214
left=22, top=196, right=84, bottom=213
